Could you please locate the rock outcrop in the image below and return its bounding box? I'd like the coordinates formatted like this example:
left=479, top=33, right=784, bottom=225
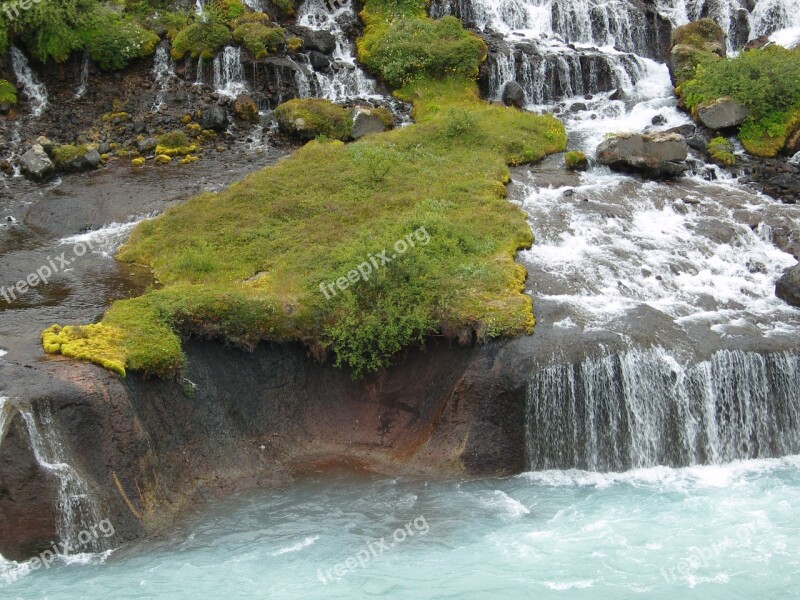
left=776, top=264, right=800, bottom=307
left=596, top=132, right=689, bottom=178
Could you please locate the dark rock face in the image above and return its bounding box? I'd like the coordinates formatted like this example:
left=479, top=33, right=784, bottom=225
left=299, top=28, right=337, bottom=55
left=200, top=106, right=229, bottom=131
left=696, top=98, right=749, bottom=130
left=308, top=50, right=332, bottom=72
left=20, top=145, right=54, bottom=181
left=596, top=132, right=689, bottom=178
left=502, top=81, right=525, bottom=108
left=0, top=338, right=534, bottom=560
left=776, top=264, right=800, bottom=307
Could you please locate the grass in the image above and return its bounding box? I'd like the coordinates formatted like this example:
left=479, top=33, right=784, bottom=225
left=274, top=99, right=354, bottom=141
left=44, top=77, right=565, bottom=377
left=707, top=137, right=735, bottom=166
left=0, top=79, right=16, bottom=105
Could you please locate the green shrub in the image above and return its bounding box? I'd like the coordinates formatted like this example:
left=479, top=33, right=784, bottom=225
left=233, top=22, right=285, bottom=59
left=275, top=98, right=353, bottom=140
left=0, top=79, right=16, bottom=105
left=360, top=16, right=486, bottom=88
left=707, top=137, right=735, bottom=166
left=78, top=12, right=159, bottom=71
left=681, top=45, right=800, bottom=157
left=155, top=10, right=195, bottom=40
left=171, top=22, right=232, bottom=60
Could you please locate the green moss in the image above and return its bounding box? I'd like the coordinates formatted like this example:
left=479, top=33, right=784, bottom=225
left=270, top=0, right=297, bottom=19
left=42, top=324, right=128, bottom=377
left=52, top=144, right=90, bottom=167
left=671, top=18, right=725, bottom=50
left=171, top=22, right=232, bottom=60
left=211, top=0, right=247, bottom=23
left=155, top=130, right=198, bottom=156
left=275, top=98, right=354, bottom=141
left=233, top=22, right=285, bottom=59
left=0, top=79, right=17, bottom=105
left=564, top=150, right=588, bottom=170
left=707, top=137, right=735, bottom=166
left=680, top=45, right=800, bottom=157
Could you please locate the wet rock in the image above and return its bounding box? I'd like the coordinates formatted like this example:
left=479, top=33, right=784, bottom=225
left=570, top=102, right=588, bottom=112
left=744, top=35, right=770, bottom=52
left=233, top=94, right=259, bottom=123
left=696, top=98, right=749, bottom=131
left=0, top=102, right=11, bottom=115
left=351, top=107, right=389, bottom=139
left=137, top=137, right=158, bottom=154
left=596, top=132, right=689, bottom=178
left=20, top=145, right=54, bottom=181
left=200, top=106, right=229, bottom=131
left=132, top=121, right=146, bottom=134
left=764, top=173, right=800, bottom=203
left=609, top=88, right=626, bottom=101
left=308, top=50, right=331, bottom=72
left=502, top=81, right=525, bottom=108
left=58, top=147, right=101, bottom=173
left=299, top=28, right=336, bottom=54
left=651, top=114, right=667, bottom=126
left=776, top=263, right=800, bottom=307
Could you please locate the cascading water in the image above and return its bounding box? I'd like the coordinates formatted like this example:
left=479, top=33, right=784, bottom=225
left=10, top=46, right=48, bottom=117
left=213, top=46, right=247, bottom=98
left=296, top=0, right=379, bottom=101
left=74, top=54, right=90, bottom=99
left=18, top=405, right=107, bottom=553
left=527, top=349, right=800, bottom=471
left=152, top=44, right=177, bottom=111
left=194, top=56, right=205, bottom=86
left=0, top=397, right=12, bottom=448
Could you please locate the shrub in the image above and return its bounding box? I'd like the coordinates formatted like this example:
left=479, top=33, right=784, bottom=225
left=211, top=0, right=247, bottom=23
left=171, top=22, right=232, bottom=60
left=0, top=79, right=17, bottom=105
left=274, top=98, right=353, bottom=140
left=233, top=22, right=285, bottom=59
left=360, top=16, right=486, bottom=88
left=78, top=12, right=159, bottom=71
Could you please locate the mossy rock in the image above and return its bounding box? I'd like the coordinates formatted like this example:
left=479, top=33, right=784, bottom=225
left=52, top=144, right=102, bottom=172
left=275, top=99, right=353, bottom=141
left=233, top=22, right=285, bottom=59
left=707, top=137, right=735, bottom=166
left=564, top=150, right=588, bottom=171
left=171, top=22, right=232, bottom=60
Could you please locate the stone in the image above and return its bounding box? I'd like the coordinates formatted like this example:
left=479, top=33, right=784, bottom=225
left=351, top=107, right=389, bottom=139
left=696, top=98, right=749, bottom=130
left=596, top=132, right=689, bottom=178
left=200, top=106, right=228, bottom=131
left=36, top=136, right=57, bottom=157
left=776, top=263, right=800, bottom=307
left=233, top=94, right=259, bottom=123
left=651, top=114, right=667, bottom=126
left=502, top=81, right=525, bottom=109
left=744, top=34, right=769, bottom=52
left=20, top=145, right=54, bottom=181
left=60, top=148, right=101, bottom=172
left=299, top=28, right=336, bottom=54
left=137, top=137, right=158, bottom=154
left=308, top=50, right=331, bottom=72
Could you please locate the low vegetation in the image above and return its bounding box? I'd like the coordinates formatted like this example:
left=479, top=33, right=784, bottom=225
left=0, top=79, right=16, bottom=105
left=275, top=98, right=354, bottom=140
left=707, top=137, right=735, bottom=166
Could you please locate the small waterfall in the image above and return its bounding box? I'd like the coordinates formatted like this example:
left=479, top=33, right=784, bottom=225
left=74, top=54, right=90, bottom=99
left=19, top=405, right=108, bottom=553
left=10, top=46, right=48, bottom=117
left=152, top=45, right=177, bottom=111
left=194, top=57, right=205, bottom=86
left=213, top=46, right=247, bottom=98
left=296, top=0, right=378, bottom=101
left=526, top=349, right=800, bottom=471
left=0, top=397, right=12, bottom=448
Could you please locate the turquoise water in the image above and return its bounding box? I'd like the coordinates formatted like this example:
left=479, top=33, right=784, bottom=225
left=3, top=457, right=800, bottom=599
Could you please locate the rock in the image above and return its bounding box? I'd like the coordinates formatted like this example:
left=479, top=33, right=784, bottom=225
left=300, top=28, right=336, bottom=54
left=200, top=106, right=228, bottom=131
left=776, top=263, right=800, bottom=307
left=137, top=137, right=158, bottom=154
left=744, top=34, right=769, bottom=52
left=596, top=132, right=689, bottom=178
left=651, top=114, right=667, bottom=126
left=502, top=81, right=525, bottom=108
left=609, top=88, right=626, bottom=101
left=233, top=94, right=259, bottom=123
left=351, top=107, right=389, bottom=139
left=36, top=136, right=57, bottom=157
left=132, top=122, right=146, bottom=134
left=696, top=97, right=749, bottom=130
left=0, top=102, right=11, bottom=115
left=20, top=145, right=54, bottom=181
left=308, top=50, right=331, bottom=72
left=570, top=102, right=588, bottom=112
left=668, top=19, right=726, bottom=85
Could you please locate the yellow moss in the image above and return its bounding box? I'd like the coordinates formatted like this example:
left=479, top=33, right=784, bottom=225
left=186, top=123, right=202, bottom=133
left=180, top=155, right=200, bottom=164
left=155, top=144, right=198, bottom=157
left=102, top=111, right=130, bottom=122
left=42, top=324, right=127, bottom=376
left=155, top=154, right=172, bottom=164
left=182, top=114, right=193, bottom=124
left=131, top=157, right=146, bottom=167
left=100, top=153, right=110, bottom=162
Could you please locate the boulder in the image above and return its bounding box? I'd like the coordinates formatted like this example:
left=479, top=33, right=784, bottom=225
left=502, top=81, right=525, bottom=109
left=668, top=19, right=726, bottom=85
left=233, top=94, right=259, bottom=123
left=20, top=145, right=54, bottom=181
left=200, top=106, right=229, bottom=131
left=308, top=50, right=331, bottom=72
left=696, top=97, right=749, bottom=130
left=137, top=137, right=158, bottom=154
left=596, top=132, right=689, bottom=178
left=300, top=28, right=336, bottom=54
left=351, top=107, right=389, bottom=139
left=776, top=263, right=800, bottom=307
left=36, top=136, right=57, bottom=157
left=744, top=35, right=769, bottom=52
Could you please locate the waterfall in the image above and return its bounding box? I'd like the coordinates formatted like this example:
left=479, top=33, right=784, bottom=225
left=19, top=405, right=107, bottom=553
left=152, top=45, right=177, bottom=111
left=74, top=54, right=90, bottom=99
left=296, top=0, right=378, bottom=101
left=0, top=397, right=12, bottom=449
left=10, top=46, right=48, bottom=117
left=526, top=349, right=800, bottom=471
left=213, top=46, right=247, bottom=98
left=194, top=57, right=205, bottom=86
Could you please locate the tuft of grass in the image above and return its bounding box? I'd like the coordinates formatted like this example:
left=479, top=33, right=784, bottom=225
left=0, top=79, right=17, bottom=105
left=156, top=130, right=198, bottom=156
left=707, top=137, right=736, bottom=166
left=564, top=150, right=587, bottom=170
left=233, top=22, right=285, bottom=59
left=275, top=99, right=354, bottom=141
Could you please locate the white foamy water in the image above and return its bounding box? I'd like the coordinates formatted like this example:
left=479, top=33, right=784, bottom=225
left=152, top=45, right=177, bottom=111
left=10, top=46, right=48, bottom=117
left=213, top=46, right=247, bottom=99
left=58, top=216, right=153, bottom=257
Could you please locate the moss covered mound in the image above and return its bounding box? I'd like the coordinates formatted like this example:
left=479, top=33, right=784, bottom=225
left=44, top=79, right=565, bottom=377
left=678, top=44, right=800, bottom=157
left=275, top=99, right=354, bottom=141
left=0, top=79, right=17, bottom=105
left=171, top=22, right=232, bottom=60
left=233, top=22, right=285, bottom=59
